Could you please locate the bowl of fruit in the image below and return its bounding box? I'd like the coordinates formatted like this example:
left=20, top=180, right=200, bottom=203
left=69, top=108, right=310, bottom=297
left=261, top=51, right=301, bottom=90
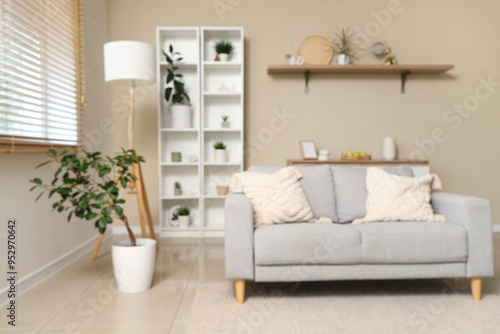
left=342, top=151, right=371, bottom=160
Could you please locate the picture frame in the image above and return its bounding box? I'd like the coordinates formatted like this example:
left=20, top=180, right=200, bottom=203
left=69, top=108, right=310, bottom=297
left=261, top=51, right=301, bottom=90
left=300, top=141, right=317, bottom=160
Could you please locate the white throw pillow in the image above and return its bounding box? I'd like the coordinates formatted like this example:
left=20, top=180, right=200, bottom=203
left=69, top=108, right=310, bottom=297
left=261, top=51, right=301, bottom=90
left=230, top=167, right=315, bottom=228
left=352, top=167, right=445, bottom=224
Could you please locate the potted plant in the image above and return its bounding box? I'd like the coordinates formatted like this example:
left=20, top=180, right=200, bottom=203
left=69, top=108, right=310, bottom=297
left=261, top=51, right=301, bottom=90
left=221, top=115, right=230, bottom=128
left=213, top=141, right=227, bottom=162
left=215, top=40, right=233, bottom=62
left=29, top=149, right=156, bottom=293
left=332, top=27, right=358, bottom=65
left=163, top=44, right=191, bottom=128
left=174, top=182, right=182, bottom=196
left=172, top=206, right=191, bottom=228
left=216, top=185, right=229, bottom=196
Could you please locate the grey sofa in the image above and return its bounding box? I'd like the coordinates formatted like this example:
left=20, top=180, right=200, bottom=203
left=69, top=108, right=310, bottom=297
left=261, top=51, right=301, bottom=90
left=224, top=165, right=494, bottom=303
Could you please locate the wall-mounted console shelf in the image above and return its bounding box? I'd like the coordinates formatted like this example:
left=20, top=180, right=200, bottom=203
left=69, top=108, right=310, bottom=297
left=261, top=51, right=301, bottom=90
left=267, top=64, right=454, bottom=94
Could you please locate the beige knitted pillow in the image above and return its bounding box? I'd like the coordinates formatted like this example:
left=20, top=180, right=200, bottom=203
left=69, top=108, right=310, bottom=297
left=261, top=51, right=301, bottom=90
left=352, top=167, right=445, bottom=224
left=230, top=167, right=314, bottom=228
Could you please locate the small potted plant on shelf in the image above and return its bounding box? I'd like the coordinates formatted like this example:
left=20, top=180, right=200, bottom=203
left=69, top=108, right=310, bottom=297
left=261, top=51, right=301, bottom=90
left=213, top=141, right=227, bottom=162
left=221, top=115, right=230, bottom=128
left=215, top=39, right=233, bottom=62
left=29, top=149, right=156, bottom=294
left=163, top=44, right=191, bottom=128
left=174, top=182, right=182, bottom=196
left=172, top=206, right=191, bottom=228
left=331, top=27, right=358, bottom=65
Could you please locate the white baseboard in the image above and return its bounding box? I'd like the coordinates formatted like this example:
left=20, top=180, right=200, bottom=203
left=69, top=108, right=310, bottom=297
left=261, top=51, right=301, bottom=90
left=0, top=233, right=110, bottom=306
left=111, top=225, right=160, bottom=237
left=493, top=225, right=500, bottom=233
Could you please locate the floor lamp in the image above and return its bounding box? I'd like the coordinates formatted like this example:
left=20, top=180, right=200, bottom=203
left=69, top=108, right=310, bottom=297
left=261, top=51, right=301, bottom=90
left=93, top=41, right=157, bottom=259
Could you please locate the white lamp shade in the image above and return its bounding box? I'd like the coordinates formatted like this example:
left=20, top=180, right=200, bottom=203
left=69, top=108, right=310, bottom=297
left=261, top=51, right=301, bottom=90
left=104, top=41, right=156, bottom=85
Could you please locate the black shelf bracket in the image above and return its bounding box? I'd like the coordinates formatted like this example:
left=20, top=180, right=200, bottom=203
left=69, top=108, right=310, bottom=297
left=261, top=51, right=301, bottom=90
left=401, top=70, right=411, bottom=94
left=305, top=70, right=310, bottom=93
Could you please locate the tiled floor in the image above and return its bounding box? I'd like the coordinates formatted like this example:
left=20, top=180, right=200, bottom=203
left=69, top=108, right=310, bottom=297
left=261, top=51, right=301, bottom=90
left=2, top=234, right=499, bottom=333
left=0, top=237, right=223, bottom=334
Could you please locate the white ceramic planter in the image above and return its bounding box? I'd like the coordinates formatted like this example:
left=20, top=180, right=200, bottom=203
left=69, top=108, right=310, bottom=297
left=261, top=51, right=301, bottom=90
left=112, top=238, right=157, bottom=293
left=337, top=54, right=350, bottom=65
left=218, top=53, right=229, bottom=62
left=171, top=104, right=191, bottom=128
left=221, top=121, right=230, bottom=128
left=383, top=137, right=396, bottom=160
left=178, top=215, right=190, bottom=228
left=214, top=149, right=227, bottom=162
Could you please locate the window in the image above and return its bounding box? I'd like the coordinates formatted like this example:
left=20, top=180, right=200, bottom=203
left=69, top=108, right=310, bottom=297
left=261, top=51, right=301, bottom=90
left=0, top=0, right=85, bottom=152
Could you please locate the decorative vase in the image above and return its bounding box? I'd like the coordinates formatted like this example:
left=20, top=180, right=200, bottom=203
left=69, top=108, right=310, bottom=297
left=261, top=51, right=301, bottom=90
left=216, top=185, right=229, bottom=195
left=178, top=215, right=190, bottom=228
left=111, top=238, right=157, bottom=293
left=214, top=149, right=227, bottom=163
left=318, top=149, right=330, bottom=161
left=171, top=152, right=181, bottom=162
left=337, top=54, right=350, bottom=65
left=171, top=104, right=191, bottom=128
left=218, top=53, right=229, bottom=62
left=383, top=137, right=396, bottom=160
left=221, top=121, right=230, bottom=128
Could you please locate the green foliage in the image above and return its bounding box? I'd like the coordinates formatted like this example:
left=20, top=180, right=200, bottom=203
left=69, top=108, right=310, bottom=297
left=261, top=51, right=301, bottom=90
left=221, top=115, right=229, bottom=122
left=213, top=141, right=226, bottom=150
left=215, top=40, right=233, bottom=54
left=332, top=27, right=358, bottom=58
left=174, top=182, right=181, bottom=189
left=29, top=149, right=145, bottom=245
left=162, top=44, right=191, bottom=104
left=172, top=206, right=191, bottom=220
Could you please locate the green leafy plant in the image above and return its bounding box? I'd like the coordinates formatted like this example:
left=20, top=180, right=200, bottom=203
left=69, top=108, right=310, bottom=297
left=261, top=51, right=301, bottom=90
left=221, top=115, right=229, bottom=122
left=215, top=40, right=233, bottom=54
left=213, top=141, right=226, bottom=150
left=174, top=182, right=181, bottom=189
left=171, top=206, right=190, bottom=220
left=162, top=44, right=190, bottom=104
left=332, top=27, right=358, bottom=58
left=29, top=149, right=144, bottom=246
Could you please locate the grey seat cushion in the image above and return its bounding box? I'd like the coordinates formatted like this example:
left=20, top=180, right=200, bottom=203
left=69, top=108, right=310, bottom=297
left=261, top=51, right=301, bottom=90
left=248, top=165, right=338, bottom=222
left=355, top=222, right=467, bottom=264
left=254, top=223, right=361, bottom=266
left=332, top=166, right=414, bottom=223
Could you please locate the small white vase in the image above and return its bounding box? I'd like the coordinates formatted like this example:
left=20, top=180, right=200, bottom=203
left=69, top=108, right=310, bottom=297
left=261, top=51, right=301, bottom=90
left=214, top=149, right=227, bottom=163
left=221, top=121, right=230, bottom=128
left=171, top=104, right=191, bottom=128
left=318, top=149, right=330, bottom=161
left=337, top=54, right=350, bottom=65
left=383, top=137, right=396, bottom=160
left=111, top=238, right=157, bottom=293
left=218, top=53, right=229, bottom=62
left=178, top=215, right=190, bottom=228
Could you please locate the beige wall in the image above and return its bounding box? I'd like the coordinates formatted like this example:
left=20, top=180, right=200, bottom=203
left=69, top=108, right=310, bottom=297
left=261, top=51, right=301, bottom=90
left=107, top=0, right=500, bottom=226
left=0, top=0, right=110, bottom=291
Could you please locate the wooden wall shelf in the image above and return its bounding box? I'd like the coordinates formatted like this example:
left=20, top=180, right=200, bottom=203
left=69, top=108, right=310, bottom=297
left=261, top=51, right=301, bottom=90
left=287, top=159, right=429, bottom=166
left=267, top=64, right=454, bottom=93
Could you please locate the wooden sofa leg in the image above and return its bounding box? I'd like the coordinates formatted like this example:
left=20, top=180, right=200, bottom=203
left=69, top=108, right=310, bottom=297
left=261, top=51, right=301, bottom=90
left=471, top=277, right=482, bottom=301
left=235, top=279, right=245, bottom=304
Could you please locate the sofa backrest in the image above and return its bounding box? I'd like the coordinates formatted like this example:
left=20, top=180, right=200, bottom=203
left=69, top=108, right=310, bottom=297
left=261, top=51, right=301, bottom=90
left=247, top=165, right=414, bottom=223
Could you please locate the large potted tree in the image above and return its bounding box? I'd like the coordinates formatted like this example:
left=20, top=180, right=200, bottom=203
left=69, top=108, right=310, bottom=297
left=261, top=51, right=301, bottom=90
left=29, top=149, right=156, bottom=293
left=163, top=44, right=191, bottom=128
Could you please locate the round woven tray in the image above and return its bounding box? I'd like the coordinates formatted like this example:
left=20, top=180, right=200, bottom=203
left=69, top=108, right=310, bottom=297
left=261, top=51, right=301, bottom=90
left=298, top=35, right=334, bottom=65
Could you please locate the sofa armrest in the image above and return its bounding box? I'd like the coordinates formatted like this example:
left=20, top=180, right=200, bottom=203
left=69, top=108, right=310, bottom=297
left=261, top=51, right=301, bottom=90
left=225, top=193, right=255, bottom=280
left=431, top=192, right=494, bottom=277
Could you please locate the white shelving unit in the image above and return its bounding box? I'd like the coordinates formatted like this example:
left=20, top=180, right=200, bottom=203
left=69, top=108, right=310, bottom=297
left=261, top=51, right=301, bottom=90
left=157, top=27, right=244, bottom=238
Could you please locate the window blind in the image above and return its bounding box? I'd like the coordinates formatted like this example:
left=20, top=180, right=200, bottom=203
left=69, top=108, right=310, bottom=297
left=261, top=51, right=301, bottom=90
left=0, top=0, right=85, bottom=153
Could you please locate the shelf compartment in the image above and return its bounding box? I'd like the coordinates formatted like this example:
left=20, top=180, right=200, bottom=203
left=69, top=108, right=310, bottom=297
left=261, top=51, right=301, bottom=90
left=161, top=165, right=199, bottom=199
left=203, top=66, right=242, bottom=94
left=203, top=131, right=242, bottom=164
left=160, top=131, right=199, bottom=163
left=157, top=28, right=199, bottom=64
left=203, top=94, right=242, bottom=129
left=203, top=164, right=240, bottom=197
left=202, top=28, right=243, bottom=63
left=161, top=198, right=200, bottom=229
left=203, top=198, right=225, bottom=230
